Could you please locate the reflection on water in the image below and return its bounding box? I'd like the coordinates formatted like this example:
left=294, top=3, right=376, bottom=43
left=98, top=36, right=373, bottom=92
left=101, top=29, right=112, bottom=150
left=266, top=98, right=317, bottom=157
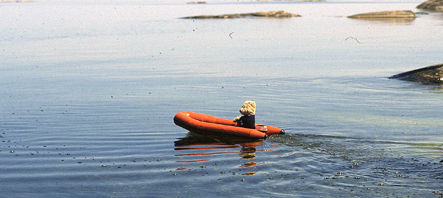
left=348, top=17, right=416, bottom=24
left=175, top=132, right=279, bottom=168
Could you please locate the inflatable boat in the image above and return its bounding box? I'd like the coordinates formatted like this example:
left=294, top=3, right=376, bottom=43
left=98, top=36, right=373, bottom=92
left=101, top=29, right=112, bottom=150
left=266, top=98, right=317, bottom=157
left=174, top=111, right=284, bottom=139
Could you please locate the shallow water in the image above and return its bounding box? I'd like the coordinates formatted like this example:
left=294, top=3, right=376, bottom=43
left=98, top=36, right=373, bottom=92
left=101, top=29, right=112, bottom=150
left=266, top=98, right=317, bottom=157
left=0, top=0, right=442, bottom=197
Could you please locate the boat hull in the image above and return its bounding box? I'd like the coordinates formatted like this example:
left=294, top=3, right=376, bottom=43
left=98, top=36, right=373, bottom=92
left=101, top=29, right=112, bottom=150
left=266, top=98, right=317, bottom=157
left=174, top=111, right=284, bottom=139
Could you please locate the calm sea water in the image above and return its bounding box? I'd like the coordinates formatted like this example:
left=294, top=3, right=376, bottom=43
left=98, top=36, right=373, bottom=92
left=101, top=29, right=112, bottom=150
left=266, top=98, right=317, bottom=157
left=0, top=0, right=442, bottom=197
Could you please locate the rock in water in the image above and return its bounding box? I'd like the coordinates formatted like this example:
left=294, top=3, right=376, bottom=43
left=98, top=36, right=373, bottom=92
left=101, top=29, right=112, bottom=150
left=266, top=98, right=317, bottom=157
left=187, top=1, right=207, bottom=4
left=348, top=10, right=416, bottom=18
left=182, top=10, right=300, bottom=19
left=417, top=0, right=443, bottom=11
left=389, top=63, right=443, bottom=85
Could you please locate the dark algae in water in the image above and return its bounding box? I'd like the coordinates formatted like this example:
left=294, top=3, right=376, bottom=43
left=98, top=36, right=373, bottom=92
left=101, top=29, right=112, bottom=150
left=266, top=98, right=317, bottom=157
left=268, top=134, right=443, bottom=197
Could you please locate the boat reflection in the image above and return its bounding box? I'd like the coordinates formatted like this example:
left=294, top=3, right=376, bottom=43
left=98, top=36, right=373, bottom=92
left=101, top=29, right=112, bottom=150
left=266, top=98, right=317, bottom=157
left=174, top=132, right=278, bottom=165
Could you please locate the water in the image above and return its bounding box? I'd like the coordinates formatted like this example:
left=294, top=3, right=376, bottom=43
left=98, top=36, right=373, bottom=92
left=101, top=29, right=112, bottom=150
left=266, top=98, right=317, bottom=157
left=0, top=0, right=442, bottom=197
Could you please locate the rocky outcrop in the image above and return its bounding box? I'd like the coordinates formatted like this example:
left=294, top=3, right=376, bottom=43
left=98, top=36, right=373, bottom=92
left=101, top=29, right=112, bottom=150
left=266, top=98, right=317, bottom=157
left=0, top=0, right=33, bottom=2
left=417, top=0, right=443, bottom=11
left=187, top=1, right=207, bottom=4
left=252, top=0, right=325, bottom=1
left=348, top=10, right=416, bottom=19
left=389, top=63, right=443, bottom=85
left=182, top=10, right=300, bottom=19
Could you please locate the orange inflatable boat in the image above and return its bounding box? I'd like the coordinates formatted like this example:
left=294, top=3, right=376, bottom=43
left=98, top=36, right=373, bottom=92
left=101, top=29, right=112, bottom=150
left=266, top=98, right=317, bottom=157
left=174, top=111, right=284, bottom=139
